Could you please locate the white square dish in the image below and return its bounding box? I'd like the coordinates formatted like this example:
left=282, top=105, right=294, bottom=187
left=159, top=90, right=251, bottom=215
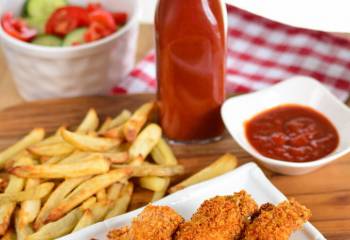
left=221, top=76, right=350, bottom=175
left=59, top=162, right=325, bottom=240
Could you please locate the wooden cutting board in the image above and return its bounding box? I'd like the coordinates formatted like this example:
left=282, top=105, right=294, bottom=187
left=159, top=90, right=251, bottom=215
left=0, top=94, right=349, bottom=240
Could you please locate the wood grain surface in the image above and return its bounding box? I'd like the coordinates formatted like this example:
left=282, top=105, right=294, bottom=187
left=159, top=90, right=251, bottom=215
left=0, top=94, right=349, bottom=240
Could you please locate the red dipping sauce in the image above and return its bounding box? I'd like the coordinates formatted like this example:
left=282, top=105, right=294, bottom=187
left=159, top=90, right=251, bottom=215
left=245, top=105, right=339, bottom=162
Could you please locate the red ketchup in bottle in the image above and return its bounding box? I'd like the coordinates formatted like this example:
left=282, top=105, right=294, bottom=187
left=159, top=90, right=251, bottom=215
left=155, top=0, right=227, bottom=142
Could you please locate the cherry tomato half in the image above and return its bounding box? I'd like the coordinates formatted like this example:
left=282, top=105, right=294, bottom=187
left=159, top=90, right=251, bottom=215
left=1, top=12, right=37, bottom=42
left=112, top=12, right=128, bottom=25
left=84, top=21, right=113, bottom=42
left=89, top=9, right=116, bottom=31
left=46, top=6, right=89, bottom=36
left=86, top=3, right=102, bottom=13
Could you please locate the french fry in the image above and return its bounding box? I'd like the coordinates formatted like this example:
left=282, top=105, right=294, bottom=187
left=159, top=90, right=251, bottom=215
left=0, top=158, right=27, bottom=235
left=151, top=188, right=168, bottom=202
left=76, top=108, right=99, bottom=133
left=129, top=124, right=162, bottom=160
left=38, top=126, right=66, bottom=143
left=98, top=110, right=132, bottom=137
left=100, top=110, right=132, bottom=138
left=28, top=142, right=74, bottom=157
left=18, top=179, right=41, bottom=225
left=58, top=151, right=89, bottom=165
left=18, top=158, right=41, bottom=225
left=34, top=125, right=67, bottom=147
left=74, top=200, right=111, bottom=232
left=46, top=169, right=131, bottom=222
left=34, top=135, right=62, bottom=147
left=0, top=102, right=189, bottom=239
left=102, top=125, right=124, bottom=139
left=149, top=138, right=178, bottom=201
left=151, top=138, right=177, bottom=166
left=105, top=183, right=133, bottom=220
left=87, top=131, right=98, bottom=137
left=73, top=209, right=94, bottom=233
left=0, top=177, right=8, bottom=193
left=103, top=152, right=129, bottom=164
left=140, top=176, right=170, bottom=192
left=96, top=189, right=107, bottom=202
left=107, top=183, right=123, bottom=201
left=34, top=177, right=88, bottom=230
left=0, top=182, right=54, bottom=205
left=0, top=128, right=45, bottom=169
left=113, top=163, right=184, bottom=177
left=124, top=102, right=155, bottom=142
left=15, top=210, right=33, bottom=240
left=27, top=208, right=83, bottom=240
left=39, top=156, right=50, bottom=162
left=169, top=154, right=238, bottom=193
left=98, top=117, right=113, bottom=133
left=109, top=110, right=132, bottom=129
left=59, top=152, right=128, bottom=165
left=80, top=197, right=97, bottom=211
left=9, top=155, right=110, bottom=179
left=42, top=155, right=66, bottom=165
left=2, top=228, right=16, bottom=240
left=143, top=176, right=170, bottom=202
left=89, top=200, right=111, bottom=221
left=0, top=180, right=20, bottom=236
left=61, top=129, right=121, bottom=152
left=4, top=151, right=32, bottom=170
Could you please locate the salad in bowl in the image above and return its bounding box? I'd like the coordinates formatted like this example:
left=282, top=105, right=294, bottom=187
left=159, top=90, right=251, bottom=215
left=1, top=0, right=128, bottom=47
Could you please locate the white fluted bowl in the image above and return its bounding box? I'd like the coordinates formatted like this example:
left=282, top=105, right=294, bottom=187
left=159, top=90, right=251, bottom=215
left=221, top=76, right=350, bottom=175
left=0, top=0, right=140, bottom=100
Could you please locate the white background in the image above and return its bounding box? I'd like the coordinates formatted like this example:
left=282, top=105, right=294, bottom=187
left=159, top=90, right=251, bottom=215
left=140, top=0, right=350, bottom=33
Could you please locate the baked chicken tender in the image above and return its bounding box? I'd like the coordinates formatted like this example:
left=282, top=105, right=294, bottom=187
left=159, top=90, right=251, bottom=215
left=108, top=205, right=184, bottom=240
left=175, top=190, right=258, bottom=240
left=242, top=199, right=311, bottom=240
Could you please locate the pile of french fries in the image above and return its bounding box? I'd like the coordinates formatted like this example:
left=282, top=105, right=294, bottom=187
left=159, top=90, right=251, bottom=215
left=0, top=102, right=238, bottom=240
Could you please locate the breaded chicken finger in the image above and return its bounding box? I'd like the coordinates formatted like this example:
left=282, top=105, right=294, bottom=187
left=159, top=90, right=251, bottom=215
left=175, top=190, right=258, bottom=240
left=108, top=205, right=184, bottom=240
left=242, top=199, right=311, bottom=240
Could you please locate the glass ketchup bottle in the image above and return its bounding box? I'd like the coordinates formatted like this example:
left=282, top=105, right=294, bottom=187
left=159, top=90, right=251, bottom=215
left=155, top=0, right=227, bottom=143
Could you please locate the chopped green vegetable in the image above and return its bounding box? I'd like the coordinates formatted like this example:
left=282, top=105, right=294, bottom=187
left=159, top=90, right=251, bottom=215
left=22, top=0, right=30, bottom=17
left=63, top=28, right=87, bottom=46
left=27, top=0, right=67, bottom=19
left=32, top=35, right=62, bottom=47
left=25, top=17, right=47, bottom=34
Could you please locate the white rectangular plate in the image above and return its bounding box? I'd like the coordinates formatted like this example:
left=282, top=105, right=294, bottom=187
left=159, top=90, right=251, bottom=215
left=59, top=162, right=325, bottom=240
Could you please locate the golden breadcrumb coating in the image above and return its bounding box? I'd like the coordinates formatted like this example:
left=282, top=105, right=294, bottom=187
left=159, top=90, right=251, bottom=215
left=242, top=198, right=311, bottom=240
left=175, top=190, right=258, bottom=240
left=107, top=226, right=130, bottom=240
left=129, top=205, right=184, bottom=240
left=108, top=205, right=184, bottom=240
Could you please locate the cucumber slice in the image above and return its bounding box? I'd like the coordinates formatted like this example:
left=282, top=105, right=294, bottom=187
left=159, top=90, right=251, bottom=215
left=32, top=35, right=63, bottom=47
left=25, top=17, right=47, bottom=34
left=22, top=0, right=30, bottom=17
left=63, top=28, right=87, bottom=46
left=27, top=0, right=67, bottom=19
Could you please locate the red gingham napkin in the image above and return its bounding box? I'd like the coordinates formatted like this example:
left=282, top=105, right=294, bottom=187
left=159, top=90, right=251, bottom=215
left=112, top=5, right=350, bottom=101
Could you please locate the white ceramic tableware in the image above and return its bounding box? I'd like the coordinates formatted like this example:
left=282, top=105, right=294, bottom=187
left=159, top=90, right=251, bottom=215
left=221, top=76, right=350, bottom=175
left=0, top=0, right=140, bottom=100
left=59, top=162, right=325, bottom=240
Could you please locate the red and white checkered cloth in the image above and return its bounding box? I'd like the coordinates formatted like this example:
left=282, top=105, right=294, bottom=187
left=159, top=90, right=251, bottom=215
left=112, top=5, right=350, bottom=101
